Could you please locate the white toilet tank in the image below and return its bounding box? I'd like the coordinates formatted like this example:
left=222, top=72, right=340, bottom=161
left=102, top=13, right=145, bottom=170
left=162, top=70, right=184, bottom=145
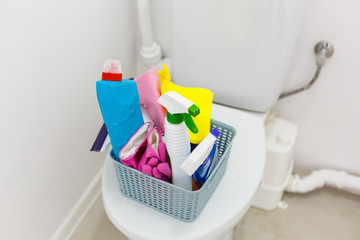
left=171, top=0, right=307, bottom=112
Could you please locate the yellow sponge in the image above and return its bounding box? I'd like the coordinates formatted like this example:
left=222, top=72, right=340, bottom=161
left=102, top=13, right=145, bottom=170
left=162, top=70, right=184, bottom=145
left=159, top=64, right=213, bottom=144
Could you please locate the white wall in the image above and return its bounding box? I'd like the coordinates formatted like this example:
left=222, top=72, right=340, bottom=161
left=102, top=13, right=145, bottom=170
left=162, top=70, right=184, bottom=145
left=0, top=0, right=137, bottom=239
left=274, top=0, right=360, bottom=175
left=148, top=0, right=360, bottom=175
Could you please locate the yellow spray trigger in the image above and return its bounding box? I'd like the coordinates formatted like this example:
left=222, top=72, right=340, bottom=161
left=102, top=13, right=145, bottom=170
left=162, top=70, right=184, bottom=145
left=159, top=64, right=213, bottom=144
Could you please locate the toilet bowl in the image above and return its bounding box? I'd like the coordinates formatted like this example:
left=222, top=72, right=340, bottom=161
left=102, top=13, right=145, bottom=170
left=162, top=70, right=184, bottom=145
left=102, top=103, right=266, bottom=240
left=101, top=0, right=307, bottom=237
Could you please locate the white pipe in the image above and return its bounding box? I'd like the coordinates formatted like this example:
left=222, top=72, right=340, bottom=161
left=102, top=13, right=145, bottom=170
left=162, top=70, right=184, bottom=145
left=286, top=169, right=360, bottom=195
left=136, top=0, right=162, bottom=65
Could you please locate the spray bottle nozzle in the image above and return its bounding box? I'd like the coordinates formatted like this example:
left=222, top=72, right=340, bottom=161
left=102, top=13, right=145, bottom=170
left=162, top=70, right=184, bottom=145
left=183, top=113, right=198, bottom=133
left=158, top=91, right=200, bottom=134
left=188, top=104, right=200, bottom=117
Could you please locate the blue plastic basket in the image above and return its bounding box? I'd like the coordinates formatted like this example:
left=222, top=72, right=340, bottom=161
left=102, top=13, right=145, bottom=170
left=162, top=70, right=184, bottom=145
left=111, top=119, right=236, bottom=222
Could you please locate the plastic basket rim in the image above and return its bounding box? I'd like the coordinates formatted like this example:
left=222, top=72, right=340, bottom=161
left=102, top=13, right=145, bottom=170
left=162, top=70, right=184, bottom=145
left=111, top=118, right=237, bottom=193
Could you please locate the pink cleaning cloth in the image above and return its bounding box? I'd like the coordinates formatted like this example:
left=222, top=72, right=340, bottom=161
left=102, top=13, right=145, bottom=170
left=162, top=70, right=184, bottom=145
left=138, top=126, right=171, bottom=182
left=119, top=122, right=153, bottom=170
left=135, top=66, right=166, bottom=133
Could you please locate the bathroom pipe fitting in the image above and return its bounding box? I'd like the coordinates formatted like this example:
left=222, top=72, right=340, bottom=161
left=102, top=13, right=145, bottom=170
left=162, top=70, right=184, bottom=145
left=314, top=41, right=334, bottom=67
left=137, top=0, right=163, bottom=65
left=140, top=42, right=162, bottom=65
left=286, top=169, right=360, bottom=195
left=279, top=41, right=334, bottom=99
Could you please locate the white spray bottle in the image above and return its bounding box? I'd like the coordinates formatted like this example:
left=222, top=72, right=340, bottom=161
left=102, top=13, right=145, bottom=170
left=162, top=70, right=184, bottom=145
left=158, top=91, right=200, bottom=190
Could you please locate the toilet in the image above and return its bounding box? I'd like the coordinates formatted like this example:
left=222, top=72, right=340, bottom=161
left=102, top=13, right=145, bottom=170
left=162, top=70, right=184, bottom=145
left=102, top=0, right=307, bottom=239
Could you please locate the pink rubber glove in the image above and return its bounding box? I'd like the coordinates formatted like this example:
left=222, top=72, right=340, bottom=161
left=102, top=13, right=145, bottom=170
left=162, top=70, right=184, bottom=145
left=138, top=127, right=171, bottom=182
left=119, top=122, right=153, bottom=170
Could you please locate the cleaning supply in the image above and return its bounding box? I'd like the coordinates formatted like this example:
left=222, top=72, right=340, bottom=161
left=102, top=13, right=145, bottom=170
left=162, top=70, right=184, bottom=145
left=158, top=91, right=200, bottom=190
left=119, top=122, right=171, bottom=182
left=159, top=64, right=213, bottom=144
left=135, top=66, right=166, bottom=132
left=96, top=60, right=144, bottom=160
left=138, top=126, right=171, bottom=182
left=181, top=128, right=221, bottom=190
left=181, top=128, right=220, bottom=176
left=90, top=123, right=109, bottom=152
left=119, top=122, right=152, bottom=169
left=192, top=145, right=218, bottom=190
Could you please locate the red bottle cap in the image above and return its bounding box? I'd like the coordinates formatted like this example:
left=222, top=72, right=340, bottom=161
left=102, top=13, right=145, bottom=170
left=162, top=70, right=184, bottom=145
left=102, top=60, right=122, bottom=81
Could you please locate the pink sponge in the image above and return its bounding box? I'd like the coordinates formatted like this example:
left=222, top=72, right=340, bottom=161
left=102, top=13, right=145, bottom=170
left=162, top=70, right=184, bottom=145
left=135, top=66, right=166, bottom=132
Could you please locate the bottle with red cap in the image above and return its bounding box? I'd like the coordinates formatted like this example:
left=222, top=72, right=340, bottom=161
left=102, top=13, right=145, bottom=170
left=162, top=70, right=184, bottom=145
left=96, top=59, right=144, bottom=160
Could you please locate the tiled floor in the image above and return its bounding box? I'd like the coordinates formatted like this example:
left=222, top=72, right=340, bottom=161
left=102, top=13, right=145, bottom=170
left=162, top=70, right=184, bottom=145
left=71, top=187, right=360, bottom=240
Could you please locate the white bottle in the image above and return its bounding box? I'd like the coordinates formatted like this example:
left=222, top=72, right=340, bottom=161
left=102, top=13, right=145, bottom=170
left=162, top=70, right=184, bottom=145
left=158, top=91, right=200, bottom=190
left=181, top=128, right=221, bottom=176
